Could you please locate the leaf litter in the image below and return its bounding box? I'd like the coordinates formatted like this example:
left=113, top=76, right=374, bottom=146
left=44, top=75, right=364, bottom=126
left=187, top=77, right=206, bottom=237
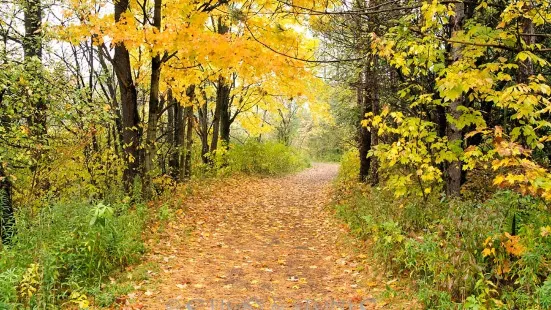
left=119, top=163, right=416, bottom=309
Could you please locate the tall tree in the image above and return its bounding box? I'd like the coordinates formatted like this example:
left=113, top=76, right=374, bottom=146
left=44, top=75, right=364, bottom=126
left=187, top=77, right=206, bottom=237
left=358, top=72, right=372, bottom=182
left=444, top=1, right=476, bottom=196
left=143, top=0, right=164, bottom=197
left=168, top=89, right=185, bottom=179
left=218, top=76, right=232, bottom=146
left=0, top=0, right=45, bottom=245
left=24, top=0, right=46, bottom=136
left=113, top=0, right=141, bottom=190
left=210, top=17, right=230, bottom=155
left=364, top=59, right=380, bottom=185
left=183, top=104, right=194, bottom=179
left=197, top=88, right=211, bottom=164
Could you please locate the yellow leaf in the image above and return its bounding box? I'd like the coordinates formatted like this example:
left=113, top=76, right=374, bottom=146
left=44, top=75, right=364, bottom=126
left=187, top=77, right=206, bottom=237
left=540, top=226, right=551, bottom=237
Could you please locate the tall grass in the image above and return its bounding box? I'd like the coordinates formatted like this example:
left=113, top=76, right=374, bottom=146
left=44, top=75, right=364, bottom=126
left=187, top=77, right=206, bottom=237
left=0, top=201, right=146, bottom=308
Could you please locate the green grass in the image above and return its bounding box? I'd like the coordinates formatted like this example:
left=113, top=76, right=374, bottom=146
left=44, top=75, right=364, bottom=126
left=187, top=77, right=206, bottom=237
left=0, top=201, right=147, bottom=308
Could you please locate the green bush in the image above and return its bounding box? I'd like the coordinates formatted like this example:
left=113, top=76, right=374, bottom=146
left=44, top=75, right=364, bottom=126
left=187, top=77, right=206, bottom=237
left=337, top=149, right=360, bottom=182
left=0, top=201, right=146, bottom=308
left=224, top=141, right=311, bottom=176
left=334, top=156, right=551, bottom=309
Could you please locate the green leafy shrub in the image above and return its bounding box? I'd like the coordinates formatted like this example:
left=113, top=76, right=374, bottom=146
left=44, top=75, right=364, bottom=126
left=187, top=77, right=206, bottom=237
left=334, top=157, right=551, bottom=308
left=337, top=149, right=360, bottom=182
left=224, top=141, right=310, bottom=176
left=0, top=201, right=146, bottom=308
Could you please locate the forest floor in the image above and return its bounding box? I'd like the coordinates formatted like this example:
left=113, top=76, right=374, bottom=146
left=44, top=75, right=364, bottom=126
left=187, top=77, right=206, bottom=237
left=120, top=163, right=416, bottom=309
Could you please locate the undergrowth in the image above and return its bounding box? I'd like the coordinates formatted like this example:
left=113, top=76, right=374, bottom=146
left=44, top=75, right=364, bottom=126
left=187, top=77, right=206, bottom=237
left=210, top=141, right=311, bottom=176
left=334, top=150, right=551, bottom=309
left=0, top=141, right=311, bottom=308
left=0, top=201, right=147, bottom=308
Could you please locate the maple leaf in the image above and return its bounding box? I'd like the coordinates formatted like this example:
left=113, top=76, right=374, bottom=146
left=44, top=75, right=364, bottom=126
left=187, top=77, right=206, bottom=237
left=503, top=233, right=525, bottom=256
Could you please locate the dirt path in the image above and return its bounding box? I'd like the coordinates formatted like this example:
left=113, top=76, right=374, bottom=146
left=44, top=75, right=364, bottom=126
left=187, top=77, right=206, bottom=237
left=125, top=163, right=400, bottom=309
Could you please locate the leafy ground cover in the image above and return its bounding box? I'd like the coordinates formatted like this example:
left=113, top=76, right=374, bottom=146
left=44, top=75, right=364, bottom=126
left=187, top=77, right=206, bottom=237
left=112, top=164, right=416, bottom=309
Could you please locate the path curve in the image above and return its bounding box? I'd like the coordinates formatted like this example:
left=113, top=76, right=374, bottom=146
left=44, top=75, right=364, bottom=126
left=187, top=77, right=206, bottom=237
left=128, top=163, right=379, bottom=309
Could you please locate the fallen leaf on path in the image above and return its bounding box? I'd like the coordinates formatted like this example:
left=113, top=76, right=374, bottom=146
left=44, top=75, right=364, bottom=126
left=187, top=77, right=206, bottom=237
left=122, top=166, right=415, bottom=309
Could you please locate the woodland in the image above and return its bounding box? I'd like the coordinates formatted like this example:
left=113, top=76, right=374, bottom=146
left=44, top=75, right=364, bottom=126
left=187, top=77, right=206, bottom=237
left=0, top=0, right=551, bottom=308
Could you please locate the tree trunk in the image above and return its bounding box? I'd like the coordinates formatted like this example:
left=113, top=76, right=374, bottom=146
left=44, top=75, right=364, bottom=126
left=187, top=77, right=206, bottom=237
left=4, top=0, right=45, bottom=241
left=210, top=18, right=230, bottom=156
left=142, top=0, right=163, bottom=197
left=445, top=2, right=466, bottom=197
left=219, top=79, right=231, bottom=147
left=24, top=0, right=46, bottom=165
left=518, top=8, right=535, bottom=83
left=366, top=61, right=380, bottom=185
left=210, top=91, right=221, bottom=155
left=114, top=0, right=141, bottom=190
left=257, top=109, right=268, bottom=143
left=198, top=100, right=210, bottom=164
left=23, top=0, right=42, bottom=60
left=277, top=109, right=291, bottom=146
left=167, top=90, right=177, bottom=178
left=98, top=47, right=124, bottom=155
left=183, top=104, right=194, bottom=180
left=178, top=85, right=195, bottom=180
left=0, top=166, right=15, bottom=245
left=169, top=96, right=185, bottom=180
left=358, top=75, right=371, bottom=182
left=24, top=0, right=46, bottom=133
left=436, top=105, right=447, bottom=138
